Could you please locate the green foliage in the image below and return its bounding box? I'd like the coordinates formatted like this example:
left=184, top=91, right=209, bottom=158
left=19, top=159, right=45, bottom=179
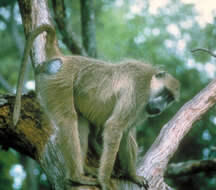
left=0, top=150, right=18, bottom=190
left=0, top=0, right=216, bottom=189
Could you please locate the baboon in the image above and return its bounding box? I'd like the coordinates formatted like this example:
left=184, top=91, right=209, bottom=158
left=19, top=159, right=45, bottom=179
left=13, top=25, right=98, bottom=187
left=81, top=120, right=139, bottom=180
left=75, top=59, right=180, bottom=189
left=13, top=24, right=180, bottom=190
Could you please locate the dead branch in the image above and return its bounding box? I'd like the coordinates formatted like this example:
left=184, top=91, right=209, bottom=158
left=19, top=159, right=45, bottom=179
left=165, top=159, right=216, bottom=178
left=191, top=48, right=216, bottom=58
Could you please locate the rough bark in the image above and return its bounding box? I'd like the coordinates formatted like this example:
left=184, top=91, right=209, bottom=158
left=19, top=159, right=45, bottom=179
left=2, top=0, right=216, bottom=190
left=1, top=83, right=216, bottom=189
left=17, top=1, right=71, bottom=190
left=16, top=1, right=97, bottom=190
left=0, top=92, right=52, bottom=159
left=137, top=79, right=216, bottom=190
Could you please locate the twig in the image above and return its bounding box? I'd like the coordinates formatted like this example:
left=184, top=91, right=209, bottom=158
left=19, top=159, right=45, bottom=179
left=191, top=48, right=216, bottom=58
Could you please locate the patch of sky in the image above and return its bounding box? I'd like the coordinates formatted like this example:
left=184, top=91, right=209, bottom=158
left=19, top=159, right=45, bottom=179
left=203, top=147, right=210, bottom=159
left=202, top=129, right=211, bottom=141
left=14, top=3, right=22, bottom=24
left=181, top=0, right=216, bottom=27
left=26, top=80, right=35, bottom=90
left=134, top=33, right=146, bottom=44
left=210, top=116, right=216, bottom=125
left=0, top=7, right=10, bottom=19
left=10, top=164, right=26, bottom=189
left=0, top=22, right=6, bottom=30
left=167, top=24, right=181, bottom=38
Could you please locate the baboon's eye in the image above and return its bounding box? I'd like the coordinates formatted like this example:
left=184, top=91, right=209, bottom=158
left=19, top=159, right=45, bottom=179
left=155, top=71, right=166, bottom=78
left=157, top=88, right=174, bottom=103
left=166, top=91, right=174, bottom=103
left=163, top=88, right=174, bottom=103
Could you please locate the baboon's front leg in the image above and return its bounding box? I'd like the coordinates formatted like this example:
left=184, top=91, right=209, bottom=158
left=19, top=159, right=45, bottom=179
left=56, top=110, right=98, bottom=186
left=118, top=132, right=148, bottom=189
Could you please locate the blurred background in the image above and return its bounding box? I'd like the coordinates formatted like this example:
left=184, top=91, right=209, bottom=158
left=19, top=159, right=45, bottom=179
left=0, top=0, right=216, bottom=189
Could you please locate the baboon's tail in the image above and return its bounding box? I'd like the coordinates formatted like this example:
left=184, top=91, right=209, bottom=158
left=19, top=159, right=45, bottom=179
left=13, top=24, right=55, bottom=126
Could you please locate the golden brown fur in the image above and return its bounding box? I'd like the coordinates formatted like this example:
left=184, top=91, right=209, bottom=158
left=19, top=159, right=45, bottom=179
left=13, top=24, right=180, bottom=190
left=73, top=58, right=179, bottom=190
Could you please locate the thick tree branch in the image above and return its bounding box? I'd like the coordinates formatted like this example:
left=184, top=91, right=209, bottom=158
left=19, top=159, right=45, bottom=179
left=5, top=1, right=216, bottom=190
left=0, top=92, right=52, bottom=159
left=165, top=159, right=216, bottom=178
left=2, top=89, right=216, bottom=190
left=17, top=1, right=70, bottom=190
left=18, top=0, right=54, bottom=68
left=138, top=79, right=216, bottom=190
left=52, top=0, right=87, bottom=56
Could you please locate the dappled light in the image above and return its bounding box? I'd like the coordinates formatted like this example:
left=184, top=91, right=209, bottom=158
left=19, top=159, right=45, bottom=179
left=0, top=0, right=216, bottom=190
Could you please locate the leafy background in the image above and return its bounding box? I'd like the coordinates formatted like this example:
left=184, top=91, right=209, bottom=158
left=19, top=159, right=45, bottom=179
left=0, top=0, right=216, bottom=189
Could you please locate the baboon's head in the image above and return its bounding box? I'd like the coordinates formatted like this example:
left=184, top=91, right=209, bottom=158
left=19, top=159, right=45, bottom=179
left=146, top=71, right=180, bottom=116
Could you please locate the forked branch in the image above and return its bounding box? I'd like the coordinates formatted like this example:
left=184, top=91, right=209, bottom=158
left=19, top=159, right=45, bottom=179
left=8, top=1, right=216, bottom=190
left=136, top=79, right=216, bottom=190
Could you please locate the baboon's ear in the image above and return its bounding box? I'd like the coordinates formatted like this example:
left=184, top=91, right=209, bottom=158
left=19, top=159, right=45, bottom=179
left=155, top=71, right=166, bottom=78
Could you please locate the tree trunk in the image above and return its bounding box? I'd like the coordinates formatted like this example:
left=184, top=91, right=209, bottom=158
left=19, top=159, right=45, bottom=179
left=1, top=0, right=215, bottom=190
left=17, top=0, right=71, bottom=189
left=137, top=79, right=216, bottom=189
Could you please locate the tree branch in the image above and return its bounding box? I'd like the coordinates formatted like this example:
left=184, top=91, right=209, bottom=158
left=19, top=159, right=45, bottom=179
left=4, top=90, right=216, bottom=189
left=9, top=2, right=31, bottom=92
left=0, top=92, right=52, bottom=158
left=6, top=1, right=216, bottom=190
left=52, top=0, right=87, bottom=56
left=191, top=48, right=216, bottom=58
left=80, top=0, right=97, bottom=58
left=165, top=159, right=216, bottom=178
left=137, top=79, right=216, bottom=190
left=17, top=1, right=70, bottom=190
